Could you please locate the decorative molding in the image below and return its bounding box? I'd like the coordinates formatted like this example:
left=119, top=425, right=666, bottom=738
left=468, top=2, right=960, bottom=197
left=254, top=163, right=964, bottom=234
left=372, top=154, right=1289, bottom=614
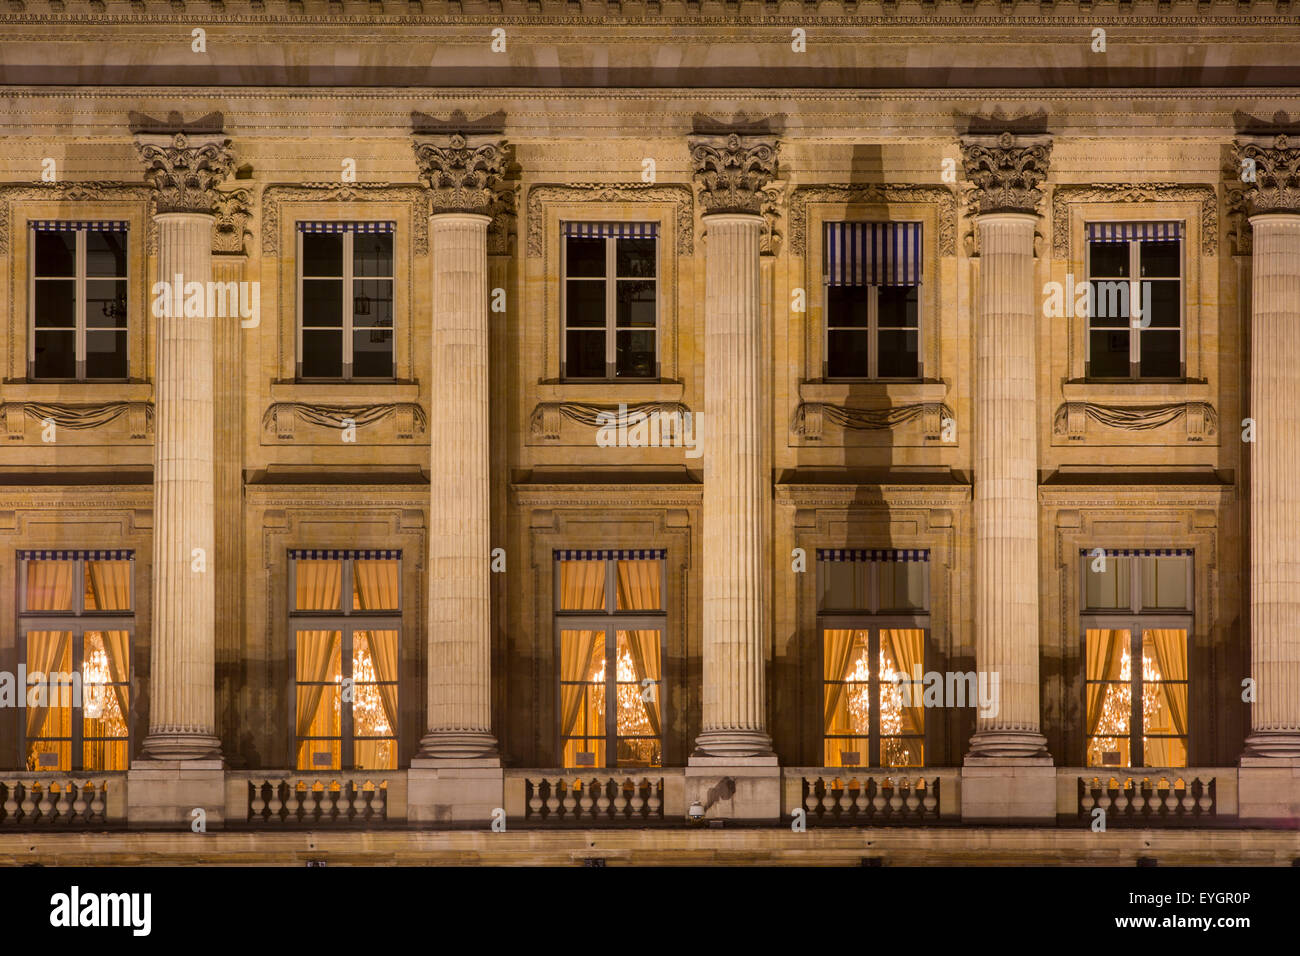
left=3, top=400, right=154, bottom=440
left=1051, top=401, right=1218, bottom=441
left=0, top=181, right=155, bottom=257
left=261, top=402, right=428, bottom=440
left=788, top=183, right=958, bottom=257
left=689, top=132, right=779, bottom=217
left=261, top=182, right=429, bottom=255
left=525, top=183, right=694, bottom=257
left=1051, top=182, right=1218, bottom=257
left=960, top=131, right=1052, bottom=216
left=212, top=187, right=254, bottom=254
left=134, top=132, right=235, bottom=215
left=510, top=483, right=703, bottom=509
left=1233, top=134, right=1300, bottom=216
left=528, top=400, right=692, bottom=442
left=486, top=182, right=518, bottom=256
left=775, top=483, right=973, bottom=509
left=791, top=401, right=953, bottom=439
left=411, top=132, right=509, bottom=214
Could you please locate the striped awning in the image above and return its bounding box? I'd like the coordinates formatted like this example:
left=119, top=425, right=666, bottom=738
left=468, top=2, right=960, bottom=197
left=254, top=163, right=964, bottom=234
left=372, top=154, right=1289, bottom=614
left=562, top=222, right=657, bottom=240
left=297, top=222, right=394, bottom=234
left=1079, top=548, right=1192, bottom=557
left=1086, top=222, right=1183, bottom=243
left=30, top=220, right=128, bottom=232
left=289, top=549, right=401, bottom=560
left=817, top=548, right=930, bottom=562
left=824, top=221, right=922, bottom=287
left=555, top=549, right=666, bottom=561
left=18, top=549, right=134, bottom=560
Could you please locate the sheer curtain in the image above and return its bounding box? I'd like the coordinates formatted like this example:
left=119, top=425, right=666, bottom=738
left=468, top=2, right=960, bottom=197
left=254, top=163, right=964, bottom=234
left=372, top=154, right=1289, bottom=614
left=24, top=561, right=77, bottom=766
left=1146, top=629, right=1188, bottom=766
left=295, top=559, right=344, bottom=769
left=560, top=630, right=603, bottom=746
left=86, top=560, right=132, bottom=735
left=560, top=560, right=605, bottom=610
left=353, top=560, right=401, bottom=740
left=1086, top=628, right=1126, bottom=738
left=882, top=628, right=925, bottom=737
left=822, top=629, right=859, bottom=737
left=616, top=561, right=662, bottom=736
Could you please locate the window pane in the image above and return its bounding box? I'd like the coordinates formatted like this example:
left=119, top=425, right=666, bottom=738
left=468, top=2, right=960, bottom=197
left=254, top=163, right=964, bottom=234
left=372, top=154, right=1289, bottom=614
left=824, top=737, right=868, bottom=768
left=616, top=279, right=655, bottom=327
left=295, top=560, right=342, bottom=610
left=878, top=561, right=926, bottom=610
left=24, top=560, right=76, bottom=611
left=824, top=629, right=870, bottom=681
left=26, top=629, right=73, bottom=679
left=352, top=630, right=397, bottom=770
left=296, top=630, right=343, bottom=682
left=34, top=330, right=76, bottom=379
left=819, top=561, right=868, bottom=611
left=879, top=629, right=924, bottom=683
left=297, top=739, right=341, bottom=771
left=85, top=560, right=132, bottom=610
left=882, top=738, right=924, bottom=768
left=302, top=278, right=344, bottom=327
left=351, top=279, right=393, bottom=328
left=1085, top=629, right=1130, bottom=681
left=1089, top=281, right=1130, bottom=325
left=877, top=285, right=918, bottom=327
left=1143, top=280, right=1180, bottom=328
left=1141, top=629, right=1187, bottom=681
left=302, top=233, right=343, bottom=276
left=559, top=561, right=606, bottom=610
left=827, top=329, right=869, bottom=378
left=1138, top=329, right=1180, bottom=378
left=565, top=236, right=605, bottom=277
left=34, top=231, right=76, bottom=277
left=1088, top=240, right=1129, bottom=277
left=352, top=329, right=393, bottom=378
left=563, top=737, right=606, bottom=769
left=86, top=280, right=128, bottom=328
left=615, top=559, right=660, bottom=610
left=28, top=741, right=71, bottom=772
left=353, top=559, right=399, bottom=610
left=565, top=329, right=605, bottom=378
left=34, top=279, right=76, bottom=327
left=1090, top=330, right=1131, bottom=379
left=301, top=330, right=343, bottom=378
left=565, top=279, right=605, bottom=328
left=614, top=632, right=660, bottom=766
left=1144, top=736, right=1187, bottom=768
left=615, top=237, right=655, bottom=278
left=1142, top=560, right=1189, bottom=610
left=85, top=331, right=128, bottom=379
left=615, top=630, right=660, bottom=681
left=86, top=229, right=128, bottom=278
left=83, top=741, right=128, bottom=772
left=82, top=632, right=129, bottom=739
left=827, top=286, right=869, bottom=328
left=614, top=329, right=655, bottom=378
left=1084, top=557, right=1130, bottom=610
left=876, top=329, right=919, bottom=378
left=352, top=232, right=392, bottom=277
left=1139, top=239, right=1180, bottom=278
left=1143, top=682, right=1187, bottom=739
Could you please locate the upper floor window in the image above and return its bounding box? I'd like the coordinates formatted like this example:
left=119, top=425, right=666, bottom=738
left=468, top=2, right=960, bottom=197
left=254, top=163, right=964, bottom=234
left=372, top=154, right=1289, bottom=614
left=30, top=222, right=129, bottom=381
left=16, top=550, right=134, bottom=771
left=289, top=550, right=401, bottom=770
left=562, top=223, right=658, bottom=380
left=297, top=222, right=394, bottom=381
left=555, top=550, right=665, bottom=769
left=818, top=549, right=929, bottom=768
left=1085, top=221, right=1183, bottom=380
left=824, top=222, right=921, bottom=380
left=1081, top=550, right=1191, bottom=768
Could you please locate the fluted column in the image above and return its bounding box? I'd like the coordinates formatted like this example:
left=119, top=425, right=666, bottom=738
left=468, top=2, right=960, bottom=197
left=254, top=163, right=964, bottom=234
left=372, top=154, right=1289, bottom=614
left=135, top=132, right=234, bottom=760
left=689, top=133, right=778, bottom=758
left=961, top=133, right=1052, bottom=759
left=1237, top=136, right=1300, bottom=758
left=412, top=134, right=507, bottom=760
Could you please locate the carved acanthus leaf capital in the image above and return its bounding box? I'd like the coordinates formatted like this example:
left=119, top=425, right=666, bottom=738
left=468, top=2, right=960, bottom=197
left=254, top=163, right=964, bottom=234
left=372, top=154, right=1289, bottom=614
left=1234, top=134, right=1300, bottom=216
left=212, top=187, right=253, bottom=254
left=135, top=132, right=235, bottom=215
left=960, top=131, right=1052, bottom=216
left=689, top=133, right=779, bottom=216
left=412, top=133, right=509, bottom=215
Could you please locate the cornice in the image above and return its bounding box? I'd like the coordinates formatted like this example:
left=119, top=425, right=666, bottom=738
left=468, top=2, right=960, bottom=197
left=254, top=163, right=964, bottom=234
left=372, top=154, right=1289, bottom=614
left=526, top=182, right=694, bottom=257
left=0, top=181, right=155, bottom=256
left=260, top=181, right=429, bottom=255
left=1051, top=182, right=1218, bottom=257
left=788, top=183, right=957, bottom=257
left=0, top=486, right=153, bottom=510
left=510, top=483, right=703, bottom=508
left=775, top=483, right=973, bottom=507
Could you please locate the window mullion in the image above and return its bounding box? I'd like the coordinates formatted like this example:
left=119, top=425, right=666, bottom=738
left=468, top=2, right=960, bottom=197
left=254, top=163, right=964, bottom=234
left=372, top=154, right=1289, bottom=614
left=605, top=626, right=616, bottom=767
left=72, top=628, right=85, bottom=771
left=342, top=626, right=354, bottom=770
left=76, top=229, right=87, bottom=378
left=1130, top=242, right=1141, bottom=379
left=343, top=233, right=354, bottom=379
left=868, top=286, right=879, bottom=380
left=606, top=237, right=616, bottom=379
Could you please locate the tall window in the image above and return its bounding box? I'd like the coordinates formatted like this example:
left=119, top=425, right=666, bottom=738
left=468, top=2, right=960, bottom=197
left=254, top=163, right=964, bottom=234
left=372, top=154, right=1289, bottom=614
left=1081, top=550, right=1191, bottom=768
left=561, top=223, right=658, bottom=379
left=555, top=550, right=665, bottom=768
left=290, top=550, right=401, bottom=771
left=824, top=222, right=922, bottom=380
left=1085, top=221, right=1183, bottom=380
left=16, top=551, right=133, bottom=771
left=30, top=222, right=129, bottom=381
left=818, top=549, right=929, bottom=768
left=297, top=222, right=394, bottom=380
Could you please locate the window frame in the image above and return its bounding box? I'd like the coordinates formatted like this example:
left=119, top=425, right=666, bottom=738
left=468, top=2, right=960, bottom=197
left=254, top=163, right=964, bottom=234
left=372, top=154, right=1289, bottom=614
left=552, top=554, right=667, bottom=769
left=822, top=284, right=923, bottom=382
left=286, top=554, right=403, bottom=771
left=1084, top=228, right=1185, bottom=381
left=16, top=555, right=135, bottom=772
left=28, top=225, right=130, bottom=383
left=295, top=227, right=396, bottom=382
left=559, top=228, right=661, bottom=381
left=1079, top=552, right=1193, bottom=769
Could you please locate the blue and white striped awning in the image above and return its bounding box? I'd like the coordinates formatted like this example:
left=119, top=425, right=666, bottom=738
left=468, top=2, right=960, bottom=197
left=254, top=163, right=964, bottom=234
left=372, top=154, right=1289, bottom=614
left=1086, top=222, right=1183, bottom=243
left=818, top=548, right=930, bottom=562
left=563, top=222, right=658, bottom=240
left=30, top=221, right=128, bottom=232
left=18, top=549, right=134, bottom=560
left=824, top=222, right=922, bottom=287
left=555, top=549, right=666, bottom=561
left=289, top=549, right=402, bottom=560
left=297, top=222, right=394, bottom=234
left=1079, top=548, right=1192, bottom=557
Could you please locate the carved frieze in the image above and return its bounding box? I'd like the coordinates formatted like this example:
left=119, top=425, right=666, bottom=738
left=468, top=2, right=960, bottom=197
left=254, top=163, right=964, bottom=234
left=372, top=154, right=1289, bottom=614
left=528, top=400, right=693, bottom=443
left=788, top=184, right=958, bottom=257
left=1051, top=401, right=1218, bottom=442
left=0, top=181, right=155, bottom=256
left=262, top=402, right=428, bottom=441
left=791, top=401, right=953, bottom=440
left=1051, top=183, right=1218, bottom=257
left=688, top=132, right=779, bottom=217
left=135, top=132, right=235, bottom=215
left=261, top=183, right=429, bottom=255
left=960, top=132, right=1052, bottom=216
left=525, top=183, right=694, bottom=257
left=3, top=401, right=154, bottom=441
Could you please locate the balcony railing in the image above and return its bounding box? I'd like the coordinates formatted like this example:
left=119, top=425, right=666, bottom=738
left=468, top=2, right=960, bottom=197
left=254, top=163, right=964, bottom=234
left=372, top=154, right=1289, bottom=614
left=783, top=769, right=961, bottom=823
left=230, top=773, right=404, bottom=825
left=0, top=775, right=123, bottom=826
left=1059, top=768, right=1236, bottom=824
left=504, top=770, right=684, bottom=824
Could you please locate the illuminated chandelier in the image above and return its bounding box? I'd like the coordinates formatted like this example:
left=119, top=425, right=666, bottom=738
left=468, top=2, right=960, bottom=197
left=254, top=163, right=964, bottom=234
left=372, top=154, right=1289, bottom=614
left=845, top=648, right=911, bottom=766
left=81, top=646, right=123, bottom=728
left=330, top=637, right=393, bottom=768
left=1090, top=648, right=1162, bottom=765
left=591, top=648, right=657, bottom=763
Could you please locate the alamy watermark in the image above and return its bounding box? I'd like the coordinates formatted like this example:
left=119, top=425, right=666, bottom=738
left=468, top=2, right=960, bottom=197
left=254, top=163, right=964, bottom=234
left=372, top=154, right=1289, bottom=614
left=151, top=274, right=259, bottom=326
left=595, top=404, right=703, bottom=459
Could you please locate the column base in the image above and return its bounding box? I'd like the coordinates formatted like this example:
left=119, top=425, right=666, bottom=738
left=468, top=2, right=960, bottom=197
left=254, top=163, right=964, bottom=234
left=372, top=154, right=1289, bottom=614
left=691, top=729, right=774, bottom=759
left=685, top=754, right=781, bottom=823
left=965, top=729, right=1050, bottom=759
left=1243, top=731, right=1300, bottom=759
left=416, top=730, right=499, bottom=760
left=141, top=733, right=223, bottom=761
left=126, top=758, right=226, bottom=830
left=408, top=756, right=503, bottom=826
left=961, top=755, right=1056, bottom=823
left=1238, top=755, right=1300, bottom=823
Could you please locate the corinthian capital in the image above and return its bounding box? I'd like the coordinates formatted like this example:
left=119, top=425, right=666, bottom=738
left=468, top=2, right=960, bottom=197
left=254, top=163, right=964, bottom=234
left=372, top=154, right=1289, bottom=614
left=135, top=132, right=235, bottom=215
left=689, top=133, right=779, bottom=216
left=960, top=132, right=1053, bottom=216
left=1234, top=135, right=1300, bottom=216
left=412, top=133, right=509, bottom=214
